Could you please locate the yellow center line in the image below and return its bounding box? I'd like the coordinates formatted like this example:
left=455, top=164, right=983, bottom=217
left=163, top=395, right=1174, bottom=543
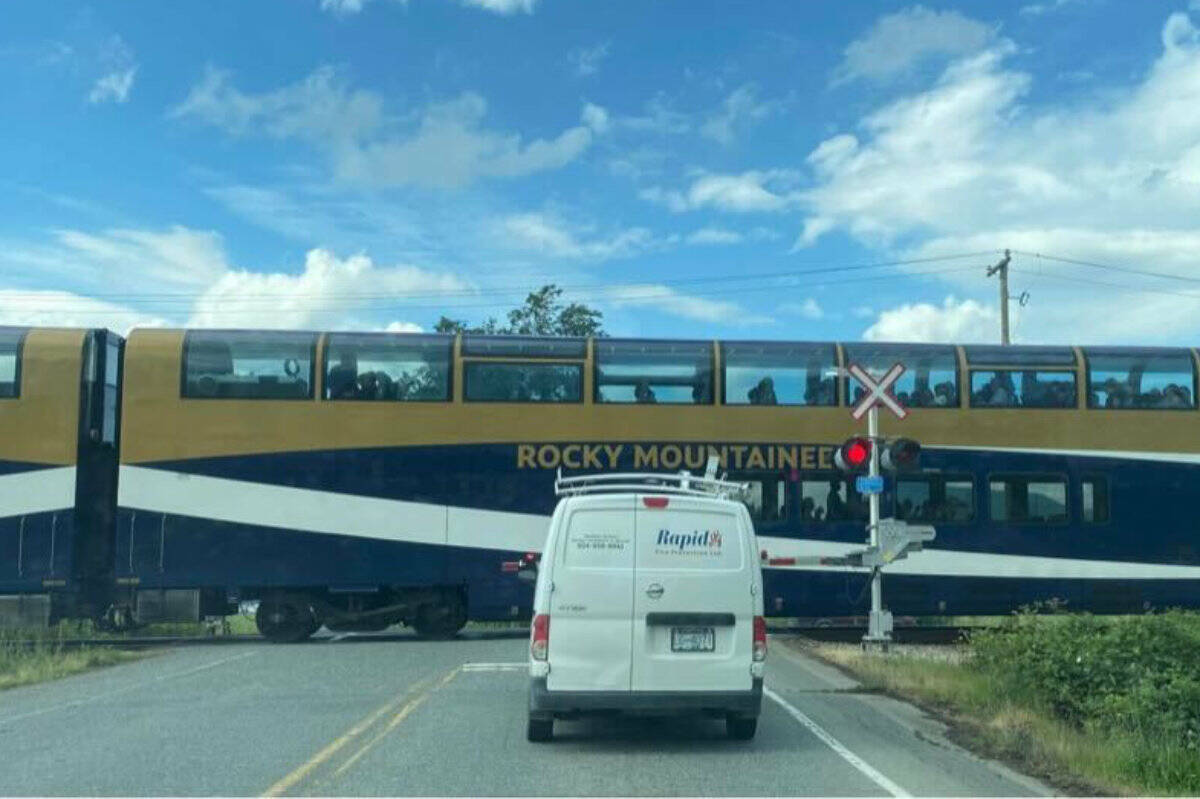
left=260, top=675, right=437, bottom=798
left=329, top=666, right=462, bottom=780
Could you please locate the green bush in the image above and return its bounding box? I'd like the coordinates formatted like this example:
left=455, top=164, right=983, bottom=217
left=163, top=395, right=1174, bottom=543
left=970, top=609, right=1200, bottom=752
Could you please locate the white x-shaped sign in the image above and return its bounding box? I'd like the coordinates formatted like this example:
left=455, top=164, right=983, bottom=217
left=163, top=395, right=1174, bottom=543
left=848, top=362, right=908, bottom=420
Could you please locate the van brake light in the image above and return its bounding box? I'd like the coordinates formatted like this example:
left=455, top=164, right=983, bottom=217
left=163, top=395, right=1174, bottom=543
left=752, top=616, right=767, bottom=662
left=530, top=613, right=550, bottom=661
left=643, top=496, right=669, bottom=509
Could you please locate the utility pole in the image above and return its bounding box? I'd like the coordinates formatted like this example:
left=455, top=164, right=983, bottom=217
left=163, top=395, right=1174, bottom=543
left=987, top=249, right=1013, bottom=345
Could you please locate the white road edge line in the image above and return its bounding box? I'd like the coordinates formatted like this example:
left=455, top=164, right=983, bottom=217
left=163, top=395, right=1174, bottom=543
left=460, top=662, right=526, bottom=672
left=0, top=650, right=259, bottom=728
left=765, top=685, right=911, bottom=798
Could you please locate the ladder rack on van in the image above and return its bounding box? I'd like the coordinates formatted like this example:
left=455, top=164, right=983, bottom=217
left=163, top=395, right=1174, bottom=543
left=554, top=470, right=751, bottom=500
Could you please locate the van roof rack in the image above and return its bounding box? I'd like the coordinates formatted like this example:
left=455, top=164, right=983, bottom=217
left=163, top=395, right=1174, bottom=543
left=554, top=469, right=750, bottom=500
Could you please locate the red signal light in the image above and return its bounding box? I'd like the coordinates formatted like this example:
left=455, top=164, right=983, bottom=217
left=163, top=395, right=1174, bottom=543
left=643, top=496, right=670, bottom=509
left=835, top=437, right=872, bottom=471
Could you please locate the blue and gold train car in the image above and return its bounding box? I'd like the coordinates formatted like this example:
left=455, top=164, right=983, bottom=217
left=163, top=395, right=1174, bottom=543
left=0, top=327, right=122, bottom=624
left=114, top=329, right=1200, bottom=641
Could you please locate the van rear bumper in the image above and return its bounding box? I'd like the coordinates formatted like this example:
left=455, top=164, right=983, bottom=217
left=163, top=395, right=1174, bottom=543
left=529, top=678, right=762, bottom=718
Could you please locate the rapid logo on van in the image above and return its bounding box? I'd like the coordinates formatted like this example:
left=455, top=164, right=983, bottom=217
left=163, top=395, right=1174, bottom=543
left=656, top=528, right=723, bottom=554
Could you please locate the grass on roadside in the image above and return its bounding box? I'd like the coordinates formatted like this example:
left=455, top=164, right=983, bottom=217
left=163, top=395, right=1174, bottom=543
left=0, top=630, right=145, bottom=692
left=805, top=611, right=1200, bottom=796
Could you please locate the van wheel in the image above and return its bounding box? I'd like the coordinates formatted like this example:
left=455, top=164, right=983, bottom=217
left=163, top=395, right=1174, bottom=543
left=527, top=716, right=553, bottom=742
left=256, top=594, right=319, bottom=643
left=412, top=598, right=467, bottom=639
left=726, top=714, right=757, bottom=741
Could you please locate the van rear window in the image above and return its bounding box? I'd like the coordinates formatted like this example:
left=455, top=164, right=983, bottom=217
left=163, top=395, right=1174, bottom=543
left=564, top=509, right=634, bottom=569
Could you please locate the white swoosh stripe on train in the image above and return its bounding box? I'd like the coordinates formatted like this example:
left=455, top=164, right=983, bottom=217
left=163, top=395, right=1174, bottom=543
left=118, top=465, right=1200, bottom=581
left=0, top=467, right=77, bottom=518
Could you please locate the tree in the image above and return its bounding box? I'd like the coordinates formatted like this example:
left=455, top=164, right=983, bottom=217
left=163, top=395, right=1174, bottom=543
left=434, top=284, right=604, bottom=337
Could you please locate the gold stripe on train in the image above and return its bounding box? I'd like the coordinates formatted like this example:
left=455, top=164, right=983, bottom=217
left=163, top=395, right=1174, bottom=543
left=119, top=329, right=1200, bottom=464
left=0, top=328, right=85, bottom=466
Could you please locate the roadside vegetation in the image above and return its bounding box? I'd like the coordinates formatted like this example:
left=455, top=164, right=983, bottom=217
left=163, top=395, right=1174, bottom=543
left=808, top=609, right=1200, bottom=795
left=0, top=627, right=144, bottom=692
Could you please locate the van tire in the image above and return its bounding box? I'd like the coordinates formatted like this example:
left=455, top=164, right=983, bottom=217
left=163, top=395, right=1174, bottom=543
left=725, top=714, right=757, bottom=741
left=527, top=716, right=553, bottom=742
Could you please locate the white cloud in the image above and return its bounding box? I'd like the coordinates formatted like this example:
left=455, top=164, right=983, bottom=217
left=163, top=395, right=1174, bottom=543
left=461, top=0, right=536, bottom=13
left=833, top=5, right=998, bottom=85
left=320, top=0, right=372, bottom=13
left=318, top=0, right=533, bottom=14
left=171, top=65, right=383, bottom=145
left=384, top=320, right=423, bottom=332
left=803, top=9, right=1200, bottom=342
left=853, top=305, right=875, bottom=319
left=569, top=41, right=610, bottom=76
left=188, top=248, right=469, bottom=329
left=617, top=95, right=691, bottom=135
left=863, top=296, right=998, bottom=343
left=642, top=170, right=801, bottom=213
left=686, top=228, right=743, bottom=245
left=700, top=83, right=780, bottom=145
left=174, top=69, right=599, bottom=189
left=86, top=33, right=137, bottom=104
left=3, top=224, right=468, bottom=331
left=0, top=290, right=166, bottom=333
left=493, top=213, right=655, bottom=260
left=778, top=298, right=824, bottom=320
left=88, top=66, right=136, bottom=104
left=1020, top=0, right=1087, bottom=17
left=605, top=284, right=771, bottom=326
left=581, top=102, right=610, bottom=134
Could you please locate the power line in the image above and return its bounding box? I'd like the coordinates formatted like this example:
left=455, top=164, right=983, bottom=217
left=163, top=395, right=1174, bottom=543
left=1011, top=249, right=1200, bottom=286
left=13, top=265, right=981, bottom=317
left=0, top=250, right=999, bottom=306
left=1009, top=267, right=1200, bottom=301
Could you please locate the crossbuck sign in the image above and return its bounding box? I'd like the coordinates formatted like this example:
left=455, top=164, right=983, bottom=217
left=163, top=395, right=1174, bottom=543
left=848, top=362, right=908, bottom=420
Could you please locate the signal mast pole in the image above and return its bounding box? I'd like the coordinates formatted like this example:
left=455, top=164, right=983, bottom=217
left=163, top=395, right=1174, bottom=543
left=863, top=405, right=892, bottom=648
left=987, top=249, right=1013, bottom=345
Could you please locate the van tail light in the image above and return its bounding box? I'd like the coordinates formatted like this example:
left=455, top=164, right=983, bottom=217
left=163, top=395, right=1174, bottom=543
left=530, top=613, right=550, bottom=661
left=643, top=496, right=670, bottom=509
left=752, top=616, right=767, bottom=662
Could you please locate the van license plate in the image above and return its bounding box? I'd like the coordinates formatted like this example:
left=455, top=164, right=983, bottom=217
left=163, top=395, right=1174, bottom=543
left=671, top=627, right=715, bottom=652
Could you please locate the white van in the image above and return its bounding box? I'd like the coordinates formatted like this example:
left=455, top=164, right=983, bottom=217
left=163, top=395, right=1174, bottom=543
left=524, top=471, right=766, bottom=742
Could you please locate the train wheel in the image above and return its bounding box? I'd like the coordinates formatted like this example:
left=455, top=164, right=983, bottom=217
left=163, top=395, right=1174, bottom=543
left=256, top=595, right=319, bottom=643
left=411, top=596, right=467, bottom=639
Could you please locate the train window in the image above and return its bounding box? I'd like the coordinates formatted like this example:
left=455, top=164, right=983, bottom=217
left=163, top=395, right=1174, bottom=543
left=182, top=330, right=315, bottom=400
left=738, top=475, right=790, bottom=523
left=842, top=343, right=958, bottom=408
left=595, top=339, right=713, bottom=404
left=964, top=345, right=1076, bottom=367
left=0, top=328, right=24, bottom=399
left=102, top=339, right=121, bottom=444
left=1081, top=475, right=1110, bottom=524
left=461, top=335, right=586, bottom=359
left=463, top=362, right=582, bottom=403
left=324, top=333, right=451, bottom=402
left=799, top=476, right=868, bottom=522
left=988, top=474, right=1068, bottom=524
left=895, top=474, right=974, bottom=522
left=1084, top=347, right=1196, bottom=409
left=969, top=370, right=1077, bottom=408
left=721, top=341, right=836, bottom=406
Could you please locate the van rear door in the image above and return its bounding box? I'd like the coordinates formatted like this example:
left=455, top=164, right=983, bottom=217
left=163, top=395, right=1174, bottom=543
left=631, top=496, right=753, bottom=692
left=545, top=496, right=636, bottom=692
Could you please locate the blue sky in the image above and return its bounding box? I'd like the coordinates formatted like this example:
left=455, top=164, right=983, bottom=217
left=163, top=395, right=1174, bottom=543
left=2, top=0, right=1199, bottom=344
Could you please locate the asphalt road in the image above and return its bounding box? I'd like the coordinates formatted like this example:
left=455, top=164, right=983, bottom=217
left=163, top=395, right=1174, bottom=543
left=0, top=632, right=1051, bottom=797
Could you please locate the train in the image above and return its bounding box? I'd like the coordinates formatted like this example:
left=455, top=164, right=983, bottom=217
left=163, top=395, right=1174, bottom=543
left=2, top=325, right=1198, bottom=641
